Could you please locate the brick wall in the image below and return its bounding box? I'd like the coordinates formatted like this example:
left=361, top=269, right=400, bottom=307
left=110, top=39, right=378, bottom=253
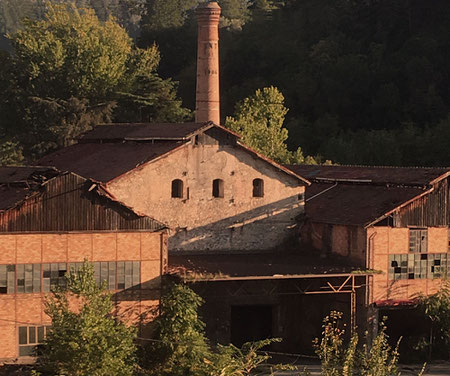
left=0, top=230, right=166, bottom=361
left=368, top=226, right=448, bottom=303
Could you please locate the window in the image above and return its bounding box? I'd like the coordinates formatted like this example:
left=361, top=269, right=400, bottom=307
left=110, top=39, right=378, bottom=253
left=0, top=264, right=15, bottom=294
left=93, top=261, right=116, bottom=290
left=16, top=264, right=41, bottom=294
left=389, top=253, right=449, bottom=280
left=18, top=326, right=51, bottom=357
left=252, top=179, right=264, bottom=197
left=409, top=228, right=428, bottom=253
left=117, top=261, right=140, bottom=290
left=212, top=179, right=224, bottom=198
left=171, top=179, right=183, bottom=198
left=94, top=261, right=140, bottom=290
left=43, top=263, right=67, bottom=292
left=0, top=261, right=141, bottom=294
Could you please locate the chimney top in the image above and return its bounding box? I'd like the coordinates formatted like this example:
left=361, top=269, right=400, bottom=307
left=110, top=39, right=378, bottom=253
left=195, top=1, right=221, bottom=125
left=196, top=1, right=221, bottom=10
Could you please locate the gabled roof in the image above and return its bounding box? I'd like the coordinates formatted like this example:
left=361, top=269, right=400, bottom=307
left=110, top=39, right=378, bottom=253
left=39, top=141, right=186, bottom=183
left=39, top=122, right=309, bottom=185
left=305, top=182, right=429, bottom=227
left=0, top=167, right=59, bottom=211
left=286, top=164, right=450, bottom=227
left=79, top=122, right=221, bottom=142
left=0, top=166, right=164, bottom=229
left=286, top=164, right=449, bottom=186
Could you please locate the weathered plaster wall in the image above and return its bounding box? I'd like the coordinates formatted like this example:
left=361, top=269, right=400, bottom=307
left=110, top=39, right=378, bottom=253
left=0, top=231, right=165, bottom=361
left=368, top=226, right=448, bottom=304
left=107, top=142, right=305, bottom=252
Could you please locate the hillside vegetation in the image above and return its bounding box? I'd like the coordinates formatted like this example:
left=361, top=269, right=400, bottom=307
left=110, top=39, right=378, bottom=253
left=1, top=0, right=449, bottom=166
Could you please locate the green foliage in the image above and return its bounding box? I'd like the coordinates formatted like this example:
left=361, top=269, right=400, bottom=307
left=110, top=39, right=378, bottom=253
left=314, top=311, right=404, bottom=376
left=140, top=282, right=281, bottom=376
left=1, top=2, right=189, bottom=161
left=143, top=282, right=211, bottom=376
left=418, top=281, right=450, bottom=359
left=0, top=140, right=24, bottom=165
left=141, top=0, right=200, bottom=31
left=40, top=260, right=137, bottom=376
left=225, top=86, right=323, bottom=164
left=139, top=0, right=450, bottom=167
left=213, top=338, right=282, bottom=375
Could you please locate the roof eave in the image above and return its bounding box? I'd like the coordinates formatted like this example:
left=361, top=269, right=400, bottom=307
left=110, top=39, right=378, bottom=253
left=364, top=187, right=434, bottom=228
left=236, top=142, right=311, bottom=185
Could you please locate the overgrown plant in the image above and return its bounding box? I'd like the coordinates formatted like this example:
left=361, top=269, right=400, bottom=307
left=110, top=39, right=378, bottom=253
left=313, top=311, right=405, bottom=376
left=418, top=281, right=450, bottom=359
left=39, top=260, right=137, bottom=376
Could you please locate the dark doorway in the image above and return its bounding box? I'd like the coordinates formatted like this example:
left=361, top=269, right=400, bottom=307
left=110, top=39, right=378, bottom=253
left=231, top=305, right=273, bottom=347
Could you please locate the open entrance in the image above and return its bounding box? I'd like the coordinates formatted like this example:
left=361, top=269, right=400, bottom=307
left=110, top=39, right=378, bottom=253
left=231, top=305, right=273, bottom=347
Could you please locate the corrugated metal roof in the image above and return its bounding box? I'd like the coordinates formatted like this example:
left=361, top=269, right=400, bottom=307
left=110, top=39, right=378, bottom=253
left=39, top=141, right=186, bottom=182
left=305, top=182, right=428, bottom=226
left=79, top=122, right=214, bottom=141
left=0, top=168, right=166, bottom=231
left=286, top=164, right=449, bottom=186
left=0, top=166, right=58, bottom=183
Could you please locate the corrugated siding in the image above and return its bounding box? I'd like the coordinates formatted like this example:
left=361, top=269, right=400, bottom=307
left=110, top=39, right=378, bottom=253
left=394, top=177, right=449, bottom=227
left=0, top=174, right=164, bottom=232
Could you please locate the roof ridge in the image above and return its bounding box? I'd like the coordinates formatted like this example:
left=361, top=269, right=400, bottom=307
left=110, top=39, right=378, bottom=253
left=289, top=163, right=449, bottom=170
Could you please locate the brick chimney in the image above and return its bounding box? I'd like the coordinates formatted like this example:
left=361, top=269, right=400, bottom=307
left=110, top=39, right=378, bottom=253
left=195, top=2, right=221, bottom=124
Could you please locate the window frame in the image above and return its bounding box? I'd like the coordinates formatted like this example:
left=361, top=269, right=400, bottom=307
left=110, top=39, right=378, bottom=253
left=171, top=179, right=184, bottom=198
left=409, top=228, right=428, bottom=253
left=212, top=179, right=224, bottom=198
left=18, top=325, right=51, bottom=357
left=252, top=178, right=264, bottom=198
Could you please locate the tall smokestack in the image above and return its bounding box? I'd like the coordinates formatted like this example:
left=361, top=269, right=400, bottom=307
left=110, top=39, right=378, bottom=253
left=195, top=2, right=221, bottom=124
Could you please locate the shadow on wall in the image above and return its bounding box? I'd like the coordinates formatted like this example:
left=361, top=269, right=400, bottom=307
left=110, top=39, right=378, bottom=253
left=169, top=194, right=304, bottom=252
left=112, top=277, right=162, bottom=339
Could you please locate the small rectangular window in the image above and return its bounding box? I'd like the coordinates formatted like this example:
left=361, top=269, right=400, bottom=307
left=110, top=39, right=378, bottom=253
left=43, top=263, right=67, bottom=292
left=409, top=229, right=428, bottom=253
left=252, top=179, right=264, bottom=198
left=212, top=179, right=224, bottom=198
left=18, top=326, right=50, bottom=357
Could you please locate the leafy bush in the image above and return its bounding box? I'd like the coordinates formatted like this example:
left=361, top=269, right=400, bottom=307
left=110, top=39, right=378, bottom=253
left=417, top=281, right=450, bottom=359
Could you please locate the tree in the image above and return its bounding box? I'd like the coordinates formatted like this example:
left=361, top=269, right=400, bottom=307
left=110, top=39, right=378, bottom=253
left=418, top=281, right=450, bottom=360
left=141, top=281, right=282, bottom=376
left=2, top=3, right=189, bottom=160
left=225, top=86, right=317, bottom=164
left=142, top=282, right=212, bottom=376
left=40, top=260, right=137, bottom=376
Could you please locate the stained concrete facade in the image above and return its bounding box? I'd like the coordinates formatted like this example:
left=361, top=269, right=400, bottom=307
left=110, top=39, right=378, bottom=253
left=0, top=231, right=166, bottom=361
left=106, top=134, right=306, bottom=252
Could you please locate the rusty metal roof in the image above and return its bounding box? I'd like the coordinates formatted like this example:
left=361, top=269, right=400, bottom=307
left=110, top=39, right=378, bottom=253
left=0, top=167, right=166, bottom=231
left=169, top=251, right=363, bottom=280
left=286, top=165, right=449, bottom=187
left=39, top=141, right=186, bottom=182
left=0, top=166, right=58, bottom=183
left=79, top=122, right=217, bottom=141
left=305, top=182, right=428, bottom=226
left=39, top=123, right=309, bottom=185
